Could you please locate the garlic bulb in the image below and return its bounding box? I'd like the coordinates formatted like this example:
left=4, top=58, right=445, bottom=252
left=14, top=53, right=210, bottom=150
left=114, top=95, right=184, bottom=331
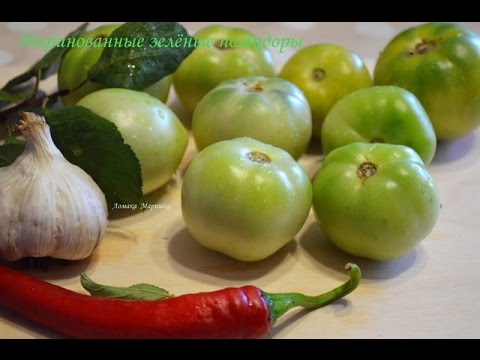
left=0, top=112, right=108, bottom=261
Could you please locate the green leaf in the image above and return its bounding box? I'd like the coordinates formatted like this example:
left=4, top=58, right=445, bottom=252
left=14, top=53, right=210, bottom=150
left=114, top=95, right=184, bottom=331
left=2, top=23, right=89, bottom=90
left=0, top=89, right=27, bottom=103
left=88, top=22, right=194, bottom=90
left=0, top=136, right=25, bottom=167
left=0, top=87, right=46, bottom=108
left=44, top=106, right=144, bottom=210
left=81, top=273, right=173, bottom=300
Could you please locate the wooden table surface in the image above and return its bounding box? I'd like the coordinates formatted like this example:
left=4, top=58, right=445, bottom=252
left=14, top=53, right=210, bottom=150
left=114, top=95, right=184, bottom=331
left=0, top=22, right=479, bottom=339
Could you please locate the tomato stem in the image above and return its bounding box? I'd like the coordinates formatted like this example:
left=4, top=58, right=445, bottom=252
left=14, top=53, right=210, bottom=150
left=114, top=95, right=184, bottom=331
left=214, top=39, right=233, bottom=50
left=0, top=79, right=87, bottom=122
left=263, top=263, right=361, bottom=325
left=312, top=68, right=326, bottom=81
left=357, top=161, right=377, bottom=179
left=408, top=40, right=437, bottom=56
left=247, top=151, right=271, bottom=164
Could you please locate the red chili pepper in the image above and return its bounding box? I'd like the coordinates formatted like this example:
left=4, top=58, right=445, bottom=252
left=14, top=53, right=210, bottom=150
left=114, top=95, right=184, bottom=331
left=0, top=263, right=360, bottom=339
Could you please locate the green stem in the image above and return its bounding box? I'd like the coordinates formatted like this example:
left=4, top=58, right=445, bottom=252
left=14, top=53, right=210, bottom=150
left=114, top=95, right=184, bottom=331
left=0, top=79, right=88, bottom=122
left=263, top=263, right=361, bottom=325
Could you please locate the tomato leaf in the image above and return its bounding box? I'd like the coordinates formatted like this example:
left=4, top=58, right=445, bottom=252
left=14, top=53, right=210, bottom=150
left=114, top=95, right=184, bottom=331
left=2, top=22, right=89, bottom=90
left=88, top=22, right=194, bottom=90
left=0, top=89, right=27, bottom=103
left=0, top=87, right=47, bottom=110
left=44, top=106, right=144, bottom=210
left=0, top=135, right=25, bottom=167
left=81, top=273, right=173, bottom=300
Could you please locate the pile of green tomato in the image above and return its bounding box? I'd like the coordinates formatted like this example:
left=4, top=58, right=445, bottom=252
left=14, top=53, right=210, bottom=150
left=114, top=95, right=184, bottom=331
left=59, top=22, right=480, bottom=262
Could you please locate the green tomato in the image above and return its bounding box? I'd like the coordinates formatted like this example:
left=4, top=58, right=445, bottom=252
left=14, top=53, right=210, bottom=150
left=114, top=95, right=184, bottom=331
left=374, top=22, right=480, bottom=140
left=58, top=24, right=172, bottom=106
left=279, top=44, right=372, bottom=139
left=181, top=137, right=312, bottom=262
left=192, top=76, right=312, bottom=159
left=322, top=86, right=437, bottom=165
left=312, top=143, right=440, bottom=261
left=78, top=88, right=188, bottom=194
left=173, top=25, right=276, bottom=114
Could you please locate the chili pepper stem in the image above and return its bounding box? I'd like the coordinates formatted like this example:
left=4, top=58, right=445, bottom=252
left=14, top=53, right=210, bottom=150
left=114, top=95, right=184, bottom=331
left=263, top=263, right=361, bottom=325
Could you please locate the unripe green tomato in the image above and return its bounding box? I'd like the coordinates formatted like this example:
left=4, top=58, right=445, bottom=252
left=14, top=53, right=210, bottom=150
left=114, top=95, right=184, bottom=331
left=173, top=25, right=276, bottom=114
left=78, top=88, right=188, bottom=194
left=58, top=24, right=172, bottom=106
left=321, top=86, right=437, bottom=165
left=192, top=76, right=312, bottom=159
left=280, top=44, right=372, bottom=139
left=312, top=143, right=440, bottom=261
left=181, top=137, right=312, bottom=262
left=374, top=22, right=480, bottom=140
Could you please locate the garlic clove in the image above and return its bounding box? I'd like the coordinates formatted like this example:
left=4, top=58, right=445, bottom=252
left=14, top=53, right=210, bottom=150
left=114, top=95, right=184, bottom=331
left=0, top=112, right=108, bottom=262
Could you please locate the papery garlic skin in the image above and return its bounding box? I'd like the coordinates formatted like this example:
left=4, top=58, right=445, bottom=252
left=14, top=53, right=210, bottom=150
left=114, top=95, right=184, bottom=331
left=0, top=112, right=108, bottom=261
